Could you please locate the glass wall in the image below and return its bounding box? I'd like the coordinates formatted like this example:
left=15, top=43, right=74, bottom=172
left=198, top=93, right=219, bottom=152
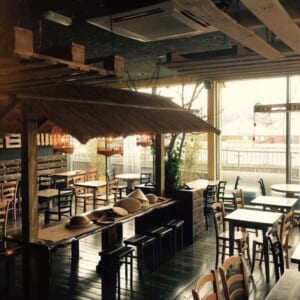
left=220, top=77, right=287, bottom=196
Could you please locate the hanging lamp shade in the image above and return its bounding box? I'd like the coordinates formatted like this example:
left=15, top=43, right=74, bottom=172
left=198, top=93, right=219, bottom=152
left=136, top=134, right=153, bottom=147
left=51, top=126, right=74, bottom=154
left=97, top=136, right=123, bottom=156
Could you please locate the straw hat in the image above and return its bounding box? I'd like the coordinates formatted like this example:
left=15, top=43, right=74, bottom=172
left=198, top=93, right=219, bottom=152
left=112, top=206, right=129, bottom=217
left=127, top=189, right=148, bottom=201
left=66, top=215, right=93, bottom=229
left=114, top=197, right=142, bottom=213
left=146, top=193, right=158, bottom=203
left=86, top=210, right=107, bottom=220
left=127, top=188, right=149, bottom=208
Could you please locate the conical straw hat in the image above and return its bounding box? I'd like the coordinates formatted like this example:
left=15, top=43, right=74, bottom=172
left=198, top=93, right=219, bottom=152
left=127, top=188, right=148, bottom=201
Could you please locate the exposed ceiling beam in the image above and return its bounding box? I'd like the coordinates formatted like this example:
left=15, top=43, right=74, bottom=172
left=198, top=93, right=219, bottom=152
left=242, top=0, right=300, bottom=54
left=254, top=103, right=300, bottom=113
left=174, top=0, right=283, bottom=59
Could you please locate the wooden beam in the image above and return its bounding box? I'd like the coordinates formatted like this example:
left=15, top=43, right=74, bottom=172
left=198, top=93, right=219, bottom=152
left=254, top=103, right=300, bottom=113
left=154, top=134, right=165, bottom=197
left=242, top=0, right=300, bottom=54
left=175, top=0, right=283, bottom=59
left=0, top=0, right=17, bottom=56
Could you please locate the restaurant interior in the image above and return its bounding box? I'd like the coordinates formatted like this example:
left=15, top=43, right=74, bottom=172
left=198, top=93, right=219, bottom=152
left=1, top=1, right=300, bottom=299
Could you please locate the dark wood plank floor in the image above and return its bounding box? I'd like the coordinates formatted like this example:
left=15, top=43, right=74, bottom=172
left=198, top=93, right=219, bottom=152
left=1, top=215, right=300, bottom=300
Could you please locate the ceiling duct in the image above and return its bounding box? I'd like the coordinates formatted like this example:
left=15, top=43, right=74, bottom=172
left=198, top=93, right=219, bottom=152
left=87, top=1, right=216, bottom=42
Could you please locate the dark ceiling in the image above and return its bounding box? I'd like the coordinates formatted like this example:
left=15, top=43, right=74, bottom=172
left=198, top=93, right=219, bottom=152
left=14, top=0, right=300, bottom=84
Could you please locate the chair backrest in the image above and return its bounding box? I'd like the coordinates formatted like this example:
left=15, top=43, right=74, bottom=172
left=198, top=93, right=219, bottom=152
left=1, top=180, right=18, bottom=202
left=232, top=188, right=245, bottom=209
left=73, top=174, right=86, bottom=184
left=234, top=176, right=241, bottom=189
left=205, top=185, right=218, bottom=204
left=58, top=188, right=73, bottom=212
left=217, top=181, right=226, bottom=201
left=211, top=202, right=226, bottom=235
left=219, top=255, right=249, bottom=300
left=85, top=169, right=97, bottom=181
left=268, top=229, right=284, bottom=281
left=106, top=169, right=116, bottom=181
left=140, top=172, right=151, bottom=184
left=280, top=210, right=293, bottom=253
left=192, top=269, right=221, bottom=300
left=258, top=178, right=266, bottom=196
left=0, top=201, right=9, bottom=243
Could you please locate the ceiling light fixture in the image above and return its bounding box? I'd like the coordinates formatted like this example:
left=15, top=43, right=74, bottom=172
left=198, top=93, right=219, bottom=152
left=44, top=10, right=72, bottom=26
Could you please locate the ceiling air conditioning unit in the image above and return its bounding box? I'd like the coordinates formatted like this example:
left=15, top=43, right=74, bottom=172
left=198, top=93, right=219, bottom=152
left=87, top=1, right=215, bottom=42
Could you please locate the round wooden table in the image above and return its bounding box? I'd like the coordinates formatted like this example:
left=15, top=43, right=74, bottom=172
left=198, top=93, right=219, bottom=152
left=271, top=184, right=300, bottom=197
left=115, top=173, right=143, bottom=192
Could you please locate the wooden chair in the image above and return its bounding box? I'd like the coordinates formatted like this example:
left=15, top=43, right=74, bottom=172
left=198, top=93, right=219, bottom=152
left=85, top=168, right=97, bottom=181
left=134, top=172, right=154, bottom=193
left=204, top=184, right=218, bottom=230
left=1, top=180, right=18, bottom=221
left=222, top=176, right=241, bottom=211
left=233, top=188, right=258, bottom=237
left=219, top=255, right=249, bottom=300
left=251, top=211, right=292, bottom=273
left=211, top=202, right=250, bottom=269
left=0, top=200, right=9, bottom=246
left=258, top=178, right=266, bottom=196
left=95, top=178, right=119, bottom=206
left=106, top=169, right=127, bottom=198
left=192, top=269, right=221, bottom=300
left=44, top=188, right=73, bottom=224
left=268, top=228, right=285, bottom=281
left=217, top=180, right=226, bottom=202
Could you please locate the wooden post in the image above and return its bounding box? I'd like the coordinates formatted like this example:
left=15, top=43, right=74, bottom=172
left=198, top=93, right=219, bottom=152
left=0, top=0, right=18, bottom=57
left=154, top=134, right=165, bottom=196
left=21, top=101, right=50, bottom=300
left=206, top=81, right=217, bottom=180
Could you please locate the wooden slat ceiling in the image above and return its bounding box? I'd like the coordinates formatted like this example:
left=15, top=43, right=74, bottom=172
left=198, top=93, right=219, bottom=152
left=241, top=0, right=300, bottom=54
left=0, top=27, right=123, bottom=93
left=161, top=46, right=300, bottom=81
left=162, top=0, right=300, bottom=81
left=174, top=0, right=283, bottom=60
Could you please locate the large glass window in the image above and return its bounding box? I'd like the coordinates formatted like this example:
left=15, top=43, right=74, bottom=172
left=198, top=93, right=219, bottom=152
left=220, top=78, right=287, bottom=196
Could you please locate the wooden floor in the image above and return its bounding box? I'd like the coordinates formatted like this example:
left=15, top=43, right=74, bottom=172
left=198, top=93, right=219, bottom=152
left=1, top=214, right=300, bottom=300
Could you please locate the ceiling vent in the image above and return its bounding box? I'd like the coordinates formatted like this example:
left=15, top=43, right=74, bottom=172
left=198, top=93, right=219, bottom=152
left=87, top=1, right=216, bottom=42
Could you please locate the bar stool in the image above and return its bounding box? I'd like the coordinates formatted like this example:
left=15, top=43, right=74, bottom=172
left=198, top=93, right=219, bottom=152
left=123, top=234, right=156, bottom=273
left=161, top=219, right=184, bottom=253
left=145, top=225, right=173, bottom=263
left=100, top=246, right=134, bottom=298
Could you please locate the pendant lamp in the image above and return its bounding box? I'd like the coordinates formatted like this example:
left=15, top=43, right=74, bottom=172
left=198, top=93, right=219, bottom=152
left=51, top=126, right=74, bottom=154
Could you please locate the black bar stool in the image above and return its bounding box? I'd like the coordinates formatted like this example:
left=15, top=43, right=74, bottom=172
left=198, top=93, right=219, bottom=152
left=123, top=234, right=156, bottom=273
left=100, top=246, right=134, bottom=298
left=145, top=225, right=173, bottom=263
left=162, top=219, right=184, bottom=253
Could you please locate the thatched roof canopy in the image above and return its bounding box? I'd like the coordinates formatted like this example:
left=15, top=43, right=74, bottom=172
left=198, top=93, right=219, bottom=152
left=1, top=84, right=220, bottom=143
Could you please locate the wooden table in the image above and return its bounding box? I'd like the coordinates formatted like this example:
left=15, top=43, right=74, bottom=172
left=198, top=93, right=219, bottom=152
left=38, top=188, right=69, bottom=211
left=36, top=198, right=176, bottom=298
left=225, top=208, right=282, bottom=283
left=291, top=242, right=300, bottom=271
left=250, top=195, right=298, bottom=212
left=115, top=173, right=143, bottom=192
left=52, top=170, right=78, bottom=187
left=271, top=184, right=300, bottom=197
left=74, top=180, right=107, bottom=209
left=265, top=270, right=300, bottom=299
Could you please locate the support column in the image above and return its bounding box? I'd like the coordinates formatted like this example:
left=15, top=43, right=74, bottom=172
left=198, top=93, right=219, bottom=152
left=154, top=134, right=165, bottom=196
left=22, top=101, right=50, bottom=300
left=0, top=0, right=18, bottom=57
left=206, top=81, right=217, bottom=180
